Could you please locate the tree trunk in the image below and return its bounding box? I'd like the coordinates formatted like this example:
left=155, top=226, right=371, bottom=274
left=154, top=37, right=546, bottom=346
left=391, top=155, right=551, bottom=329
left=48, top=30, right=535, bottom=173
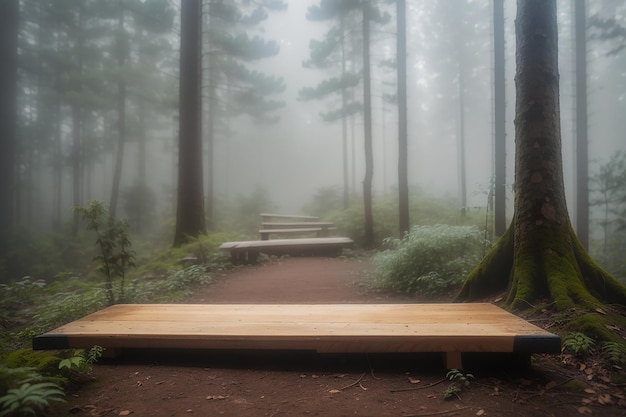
left=456, top=0, right=626, bottom=315
left=110, top=8, right=127, bottom=219
left=574, top=0, right=589, bottom=250
left=71, top=104, right=82, bottom=236
left=0, top=0, right=18, bottom=254
left=174, top=0, right=206, bottom=247
left=205, top=10, right=215, bottom=230
left=340, top=15, right=350, bottom=210
left=493, top=0, right=507, bottom=237
left=457, top=52, right=467, bottom=219
left=397, top=0, right=409, bottom=237
left=362, top=3, right=374, bottom=248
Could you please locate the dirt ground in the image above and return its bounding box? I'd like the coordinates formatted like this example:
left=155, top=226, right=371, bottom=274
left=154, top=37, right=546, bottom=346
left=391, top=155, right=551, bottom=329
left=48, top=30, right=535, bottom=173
left=49, top=257, right=626, bottom=417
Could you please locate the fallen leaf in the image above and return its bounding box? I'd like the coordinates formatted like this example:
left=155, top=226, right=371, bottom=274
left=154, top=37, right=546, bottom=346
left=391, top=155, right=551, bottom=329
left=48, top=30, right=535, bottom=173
left=597, top=394, right=612, bottom=405
left=577, top=406, right=593, bottom=414
left=545, top=381, right=557, bottom=390
left=408, top=377, right=421, bottom=384
left=476, top=409, right=485, bottom=416
left=206, top=395, right=228, bottom=400
left=118, top=411, right=132, bottom=416
left=596, top=308, right=607, bottom=315
left=328, top=389, right=341, bottom=394
left=580, top=363, right=587, bottom=371
left=584, top=388, right=596, bottom=394
left=493, top=296, right=503, bottom=303
left=427, top=393, right=436, bottom=399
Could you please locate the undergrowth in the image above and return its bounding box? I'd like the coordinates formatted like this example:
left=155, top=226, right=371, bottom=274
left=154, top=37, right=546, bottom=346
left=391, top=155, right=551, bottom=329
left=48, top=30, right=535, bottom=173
left=373, top=224, right=488, bottom=296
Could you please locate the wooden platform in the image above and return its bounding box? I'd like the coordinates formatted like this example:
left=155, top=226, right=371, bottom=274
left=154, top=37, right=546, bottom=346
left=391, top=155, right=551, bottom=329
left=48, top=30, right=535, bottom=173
left=32, top=303, right=560, bottom=369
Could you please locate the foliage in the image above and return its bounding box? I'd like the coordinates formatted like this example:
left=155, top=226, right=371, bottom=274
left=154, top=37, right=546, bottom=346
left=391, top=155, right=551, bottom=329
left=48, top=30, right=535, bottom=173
left=0, top=367, right=40, bottom=394
left=0, top=277, right=46, bottom=310
left=562, top=332, right=595, bottom=356
left=74, top=200, right=136, bottom=305
left=58, top=346, right=103, bottom=372
left=31, top=290, right=105, bottom=337
left=446, top=369, right=474, bottom=387
left=602, top=342, right=626, bottom=365
left=0, top=381, right=65, bottom=417
left=163, top=265, right=211, bottom=292
left=325, top=191, right=485, bottom=248
left=443, top=369, right=474, bottom=400
left=373, top=224, right=487, bottom=296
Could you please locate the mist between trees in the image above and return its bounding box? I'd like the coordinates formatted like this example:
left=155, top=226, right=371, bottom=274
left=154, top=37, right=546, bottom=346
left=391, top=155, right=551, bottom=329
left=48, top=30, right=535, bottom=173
left=1, top=1, right=625, bottom=283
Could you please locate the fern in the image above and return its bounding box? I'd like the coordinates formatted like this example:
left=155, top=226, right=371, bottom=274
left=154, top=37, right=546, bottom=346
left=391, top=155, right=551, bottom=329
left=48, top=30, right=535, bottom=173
left=562, top=332, right=595, bottom=355
left=603, top=342, right=626, bottom=365
left=0, top=382, right=65, bottom=417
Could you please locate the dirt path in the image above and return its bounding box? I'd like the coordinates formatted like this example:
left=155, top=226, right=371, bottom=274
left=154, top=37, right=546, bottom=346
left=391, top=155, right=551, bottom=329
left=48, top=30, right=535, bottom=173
left=50, top=257, right=623, bottom=417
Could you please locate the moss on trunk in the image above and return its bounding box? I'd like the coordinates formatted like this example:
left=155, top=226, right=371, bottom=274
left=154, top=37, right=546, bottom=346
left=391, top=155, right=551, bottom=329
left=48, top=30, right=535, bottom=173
left=456, top=221, right=626, bottom=310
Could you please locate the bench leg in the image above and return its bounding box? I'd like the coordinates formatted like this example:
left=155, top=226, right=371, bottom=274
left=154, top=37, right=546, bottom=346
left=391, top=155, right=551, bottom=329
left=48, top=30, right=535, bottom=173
left=247, top=250, right=259, bottom=264
left=443, top=351, right=463, bottom=369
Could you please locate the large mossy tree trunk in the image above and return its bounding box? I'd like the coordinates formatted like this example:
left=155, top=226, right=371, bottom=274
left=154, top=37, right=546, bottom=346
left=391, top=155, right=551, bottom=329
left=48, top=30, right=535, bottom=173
left=456, top=0, right=626, bottom=314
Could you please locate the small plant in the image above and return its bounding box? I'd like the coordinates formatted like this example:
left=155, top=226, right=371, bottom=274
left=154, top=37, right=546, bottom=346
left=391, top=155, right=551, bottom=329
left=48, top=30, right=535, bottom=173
left=562, top=332, right=595, bottom=355
left=0, top=381, right=65, bottom=417
left=74, top=200, right=135, bottom=305
left=443, top=369, right=474, bottom=400
left=442, top=384, right=462, bottom=400
left=446, top=369, right=474, bottom=387
left=603, top=341, right=626, bottom=365
left=59, top=345, right=104, bottom=372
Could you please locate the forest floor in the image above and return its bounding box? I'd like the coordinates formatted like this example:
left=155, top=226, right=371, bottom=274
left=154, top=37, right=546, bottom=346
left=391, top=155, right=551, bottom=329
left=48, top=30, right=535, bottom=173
left=49, top=257, right=626, bottom=417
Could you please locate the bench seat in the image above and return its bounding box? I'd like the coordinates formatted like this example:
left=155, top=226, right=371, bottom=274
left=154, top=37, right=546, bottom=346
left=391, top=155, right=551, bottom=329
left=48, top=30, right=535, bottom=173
left=220, top=237, right=353, bottom=263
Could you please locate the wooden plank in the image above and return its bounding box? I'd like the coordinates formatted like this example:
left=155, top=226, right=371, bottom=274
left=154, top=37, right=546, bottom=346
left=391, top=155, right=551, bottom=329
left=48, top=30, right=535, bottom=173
left=260, top=213, right=319, bottom=222
left=261, top=222, right=334, bottom=230
left=259, top=228, right=325, bottom=240
left=33, top=303, right=561, bottom=368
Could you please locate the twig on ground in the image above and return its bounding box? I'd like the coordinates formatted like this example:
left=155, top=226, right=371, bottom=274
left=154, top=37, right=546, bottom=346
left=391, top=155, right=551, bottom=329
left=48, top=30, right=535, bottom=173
left=390, top=378, right=447, bottom=393
left=340, top=373, right=366, bottom=391
left=403, top=406, right=471, bottom=416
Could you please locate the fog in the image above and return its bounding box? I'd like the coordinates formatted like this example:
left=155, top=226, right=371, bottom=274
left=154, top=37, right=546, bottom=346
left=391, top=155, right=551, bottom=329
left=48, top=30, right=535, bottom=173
left=7, top=0, right=626, bottom=236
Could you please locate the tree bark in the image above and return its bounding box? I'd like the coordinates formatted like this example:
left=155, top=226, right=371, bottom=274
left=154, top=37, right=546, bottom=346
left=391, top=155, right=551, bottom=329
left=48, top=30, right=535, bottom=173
left=493, top=0, right=507, bottom=237
left=397, top=0, right=409, bottom=237
left=0, top=0, right=18, bottom=255
left=362, top=3, right=374, bottom=248
left=174, top=0, right=206, bottom=247
left=574, top=0, right=589, bottom=250
left=456, top=0, right=626, bottom=313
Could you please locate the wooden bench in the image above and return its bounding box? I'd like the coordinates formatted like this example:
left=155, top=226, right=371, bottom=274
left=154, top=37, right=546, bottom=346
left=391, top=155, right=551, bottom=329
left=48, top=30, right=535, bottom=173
left=220, top=237, right=353, bottom=264
left=32, top=303, right=561, bottom=369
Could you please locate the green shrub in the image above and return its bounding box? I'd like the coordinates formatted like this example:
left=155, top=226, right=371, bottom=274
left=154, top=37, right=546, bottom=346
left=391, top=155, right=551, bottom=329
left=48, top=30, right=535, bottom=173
left=373, top=224, right=487, bottom=296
